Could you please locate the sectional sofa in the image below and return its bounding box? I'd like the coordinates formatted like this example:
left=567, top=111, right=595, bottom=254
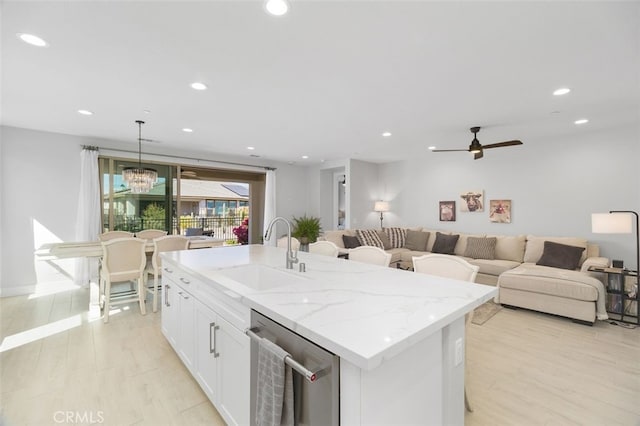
left=321, top=228, right=610, bottom=324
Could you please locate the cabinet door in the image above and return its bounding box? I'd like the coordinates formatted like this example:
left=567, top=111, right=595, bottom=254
left=177, top=287, right=195, bottom=372
left=216, top=315, right=251, bottom=426
left=195, top=301, right=218, bottom=403
left=161, top=279, right=178, bottom=347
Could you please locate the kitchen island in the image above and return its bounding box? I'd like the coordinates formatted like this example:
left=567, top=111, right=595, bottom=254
left=161, top=245, right=497, bottom=425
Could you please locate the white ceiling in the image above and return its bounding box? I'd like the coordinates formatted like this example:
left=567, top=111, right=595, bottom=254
left=2, top=1, right=639, bottom=164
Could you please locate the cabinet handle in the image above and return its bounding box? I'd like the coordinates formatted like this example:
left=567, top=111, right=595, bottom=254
left=180, top=277, right=190, bottom=284
left=163, top=267, right=173, bottom=273
left=165, top=284, right=170, bottom=307
left=210, top=322, right=220, bottom=357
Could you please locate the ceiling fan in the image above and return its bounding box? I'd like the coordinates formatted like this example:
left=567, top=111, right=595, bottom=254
left=432, top=126, right=523, bottom=160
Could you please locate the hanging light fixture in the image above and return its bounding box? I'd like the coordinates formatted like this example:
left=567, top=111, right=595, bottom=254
left=122, top=120, right=157, bottom=193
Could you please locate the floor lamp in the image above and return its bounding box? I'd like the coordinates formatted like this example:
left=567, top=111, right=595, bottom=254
left=374, top=201, right=389, bottom=230
left=591, top=211, right=639, bottom=273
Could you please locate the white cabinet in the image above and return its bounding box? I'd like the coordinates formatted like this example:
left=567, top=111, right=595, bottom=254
left=195, top=301, right=250, bottom=426
left=161, top=266, right=196, bottom=372
left=213, top=314, right=250, bottom=426
left=162, top=260, right=250, bottom=426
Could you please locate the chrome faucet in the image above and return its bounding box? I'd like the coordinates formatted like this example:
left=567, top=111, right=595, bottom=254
left=264, top=217, right=299, bottom=269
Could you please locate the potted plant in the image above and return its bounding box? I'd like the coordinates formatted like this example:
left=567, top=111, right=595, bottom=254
left=291, top=214, right=321, bottom=245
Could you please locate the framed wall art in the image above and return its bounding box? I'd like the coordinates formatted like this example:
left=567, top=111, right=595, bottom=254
left=489, top=199, right=512, bottom=223
left=439, top=201, right=456, bottom=221
left=460, top=190, right=484, bottom=212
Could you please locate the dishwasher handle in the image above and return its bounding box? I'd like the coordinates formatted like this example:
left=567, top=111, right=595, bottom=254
left=246, top=328, right=328, bottom=383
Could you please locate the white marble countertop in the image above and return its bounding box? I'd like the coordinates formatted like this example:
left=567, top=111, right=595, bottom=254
left=162, top=245, right=497, bottom=371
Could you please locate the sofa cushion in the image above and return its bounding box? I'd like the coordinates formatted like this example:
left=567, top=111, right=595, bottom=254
left=487, top=234, right=526, bottom=263
left=405, top=230, right=430, bottom=251
left=342, top=235, right=361, bottom=249
left=453, top=233, right=485, bottom=257
left=499, top=264, right=599, bottom=302
left=467, top=258, right=521, bottom=276
left=355, top=229, right=385, bottom=249
left=536, top=241, right=585, bottom=270
left=432, top=232, right=459, bottom=254
left=524, top=235, right=588, bottom=265
left=384, top=227, right=407, bottom=249
left=422, top=229, right=445, bottom=252
left=376, top=230, right=393, bottom=250
left=323, top=230, right=353, bottom=249
left=464, top=236, right=497, bottom=260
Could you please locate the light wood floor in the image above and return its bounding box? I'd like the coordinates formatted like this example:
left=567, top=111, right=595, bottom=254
left=1, top=284, right=638, bottom=425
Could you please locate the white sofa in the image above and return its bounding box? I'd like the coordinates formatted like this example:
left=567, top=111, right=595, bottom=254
left=322, top=228, right=609, bottom=324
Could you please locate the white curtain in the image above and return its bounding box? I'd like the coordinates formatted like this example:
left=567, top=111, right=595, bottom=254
left=263, top=169, right=277, bottom=246
left=74, top=148, right=101, bottom=286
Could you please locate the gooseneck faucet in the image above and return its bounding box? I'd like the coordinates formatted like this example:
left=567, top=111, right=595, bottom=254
left=264, top=217, right=299, bottom=269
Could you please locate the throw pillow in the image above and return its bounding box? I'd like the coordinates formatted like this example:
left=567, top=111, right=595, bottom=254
left=384, top=227, right=407, bottom=249
left=342, top=235, right=361, bottom=249
left=464, top=237, right=497, bottom=260
left=431, top=232, right=460, bottom=255
left=377, top=230, right=393, bottom=250
left=355, top=229, right=385, bottom=250
left=536, top=241, right=585, bottom=270
left=405, top=230, right=430, bottom=251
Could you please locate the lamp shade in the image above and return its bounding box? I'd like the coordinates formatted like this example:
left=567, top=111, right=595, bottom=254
left=374, top=201, right=390, bottom=212
left=591, top=213, right=633, bottom=234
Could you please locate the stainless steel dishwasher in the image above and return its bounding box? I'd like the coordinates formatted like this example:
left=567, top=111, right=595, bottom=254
left=248, top=310, right=340, bottom=425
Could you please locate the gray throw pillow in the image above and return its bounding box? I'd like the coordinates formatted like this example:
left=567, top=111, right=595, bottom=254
left=536, top=241, right=585, bottom=270
left=432, top=232, right=460, bottom=254
left=342, top=235, right=361, bottom=249
left=464, top=237, right=497, bottom=260
left=377, top=230, right=393, bottom=250
left=405, top=230, right=430, bottom=251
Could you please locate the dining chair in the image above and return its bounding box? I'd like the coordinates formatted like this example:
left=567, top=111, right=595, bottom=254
left=348, top=246, right=392, bottom=266
left=144, top=235, right=189, bottom=313
left=135, top=229, right=168, bottom=240
left=99, top=237, right=147, bottom=323
left=412, top=253, right=479, bottom=412
left=276, top=237, right=301, bottom=251
left=98, top=230, right=134, bottom=241
left=308, top=240, right=340, bottom=257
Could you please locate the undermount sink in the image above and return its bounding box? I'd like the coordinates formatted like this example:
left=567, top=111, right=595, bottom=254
left=217, top=264, right=306, bottom=291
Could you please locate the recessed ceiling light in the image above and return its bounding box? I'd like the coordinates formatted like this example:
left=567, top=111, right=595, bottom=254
left=143, top=110, right=151, bottom=114
left=428, top=146, right=436, bottom=150
left=247, top=146, right=255, bottom=150
left=182, top=128, right=193, bottom=133
left=574, top=119, right=589, bottom=125
left=301, top=155, right=309, bottom=159
left=265, top=0, right=289, bottom=16
left=382, top=132, right=392, bottom=137
left=553, top=88, right=571, bottom=96
left=77, top=109, right=93, bottom=116
left=17, top=33, right=48, bottom=47
left=190, top=82, right=207, bottom=91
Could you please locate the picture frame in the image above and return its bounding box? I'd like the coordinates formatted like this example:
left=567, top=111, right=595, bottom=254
left=460, top=190, right=484, bottom=212
left=489, top=199, right=512, bottom=223
left=439, top=201, right=456, bottom=222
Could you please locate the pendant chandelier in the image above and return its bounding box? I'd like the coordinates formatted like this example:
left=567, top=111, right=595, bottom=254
left=122, top=120, right=157, bottom=194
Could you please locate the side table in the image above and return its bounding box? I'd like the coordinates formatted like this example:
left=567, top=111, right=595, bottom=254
left=589, top=266, right=639, bottom=325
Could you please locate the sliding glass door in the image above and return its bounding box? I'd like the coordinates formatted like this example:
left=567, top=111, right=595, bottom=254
left=99, top=158, right=174, bottom=232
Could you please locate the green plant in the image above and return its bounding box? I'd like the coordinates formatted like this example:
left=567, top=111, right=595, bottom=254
left=291, top=214, right=321, bottom=243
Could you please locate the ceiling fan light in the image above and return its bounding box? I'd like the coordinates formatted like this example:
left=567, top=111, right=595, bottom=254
left=470, top=148, right=481, bottom=154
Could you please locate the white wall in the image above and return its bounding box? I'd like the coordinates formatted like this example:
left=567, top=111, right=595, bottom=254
left=350, top=159, right=382, bottom=229
left=379, top=125, right=640, bottom=267
left=0, top=126, right=309, bottom=295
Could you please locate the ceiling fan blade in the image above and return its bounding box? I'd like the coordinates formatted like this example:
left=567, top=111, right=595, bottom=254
left=474, top=150, right=484, bottom=160
left=431, top=148, right=469, bottom=152
left=481, top=140, right=523, bottom=149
